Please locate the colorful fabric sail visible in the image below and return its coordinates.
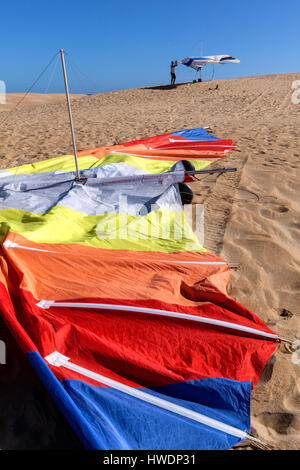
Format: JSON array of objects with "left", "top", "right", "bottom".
[
  {"left": 0, "top": 127, "right": 277, "bottom": 450},
  {"left": 179, "top": 55, "right": 240, "bottom": 71}
]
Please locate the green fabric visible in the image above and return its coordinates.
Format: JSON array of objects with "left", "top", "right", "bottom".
[{"left": 0, "top": 205, "right": 206, "bottom": 253}]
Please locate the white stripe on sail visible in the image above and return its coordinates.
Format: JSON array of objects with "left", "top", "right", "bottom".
[
  {"left": 169, "top": 139, "right": 214, "bottom": 143},
  {"left": 119, "top": 257, "right": 227, "bottom": 265},
  {"left": 2, "top": 241, "right": 227, "bottom": 265},
  {"left": 3, "top": 240, "right": 58, "bottom": 253},
  {"left": 37, "top": 300, "right": 278, "bottom": 341},
  {"left": 110, "top": 151, "right": 220, "bottom": 160},
  {"left": 45, "top": 350, "right": 248, "bottom": 440},
  {"left": 157, "top": 147, "right": 232, "bottom": 151},
  {"left": 165, "top": 144, "right": 233, "bottom": 147}
]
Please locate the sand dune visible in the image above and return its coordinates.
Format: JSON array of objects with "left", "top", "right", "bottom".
[
  {"left": 0, "top": 73, "right": 299, "bottom": 449},
  {"left": 0, "top": 92, "right": 85, "bottom": 111}
]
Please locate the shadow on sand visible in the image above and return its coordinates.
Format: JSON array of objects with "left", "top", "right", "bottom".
[{"left": 142, "top": 82, "right": 194, "bottom": 91}]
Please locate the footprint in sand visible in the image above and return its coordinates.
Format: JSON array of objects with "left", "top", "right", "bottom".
[
  {"left": 254, "top": 411, "right": 298, "bottom": 435},
  {"left": 233, "top": 187, "right": 259, "bottom": 203},
  {"left": 260, "top": 203, "right": 289, "bottom": 219},
  {"left": 193, "top": 185, "right": 211, "bottom": 194},
  {"left": 258, "top": 355, "right": 276, "bottom": 385},
  {"left": 283, "top": 381, "right": 300, "bottom": 412}
]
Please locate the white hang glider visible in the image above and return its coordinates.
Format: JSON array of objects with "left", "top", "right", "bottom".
[{"left": 179, "top": 54, "right": 240, "bottom": 72}]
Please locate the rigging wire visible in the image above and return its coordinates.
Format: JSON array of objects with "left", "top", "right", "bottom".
[
  {"left": 64, "top": 52, "right": 100, "bottom": 94},
  {"left": 65, "top": 55, "right": 90, "bottom": 95},
  {"left": 32, "top": 53, "right": 60, "bottom": 123},
  {"left": 0, "top": 51, "right": 60, "bottom": 128},
  {"left": 44, "top": 53, "right": 60, "bottom": 95},
  {"left": 0, "top": 49, "right": 100, "bottom": 129}
]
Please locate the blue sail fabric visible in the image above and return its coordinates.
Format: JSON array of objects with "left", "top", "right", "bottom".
[
  {"left": 171, "top": 128, "right": 219, "bottom": 141},
  {"left": 62, "top": 377, "right": 251, "bottom": 450}
]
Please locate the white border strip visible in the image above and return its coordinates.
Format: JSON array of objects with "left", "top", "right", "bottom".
[
  {"left": 37, "top": 300, "right": 278, "bottom": 341},
  {"left": 110, "top": 151, "right": 220, "bottom": 160},
  {"left": 45, "top": 350, "right": 248, "bottom": 440},
  {"left": 3, "top": 240, "right": 57, "bottom": 253},
  {"left": 119, "top": 257, "right": 227, "bottom": 265},
  {"left": 2, "top": 241, "right": 226, "bottom": 265}
]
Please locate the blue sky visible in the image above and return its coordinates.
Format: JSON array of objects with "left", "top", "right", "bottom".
[{"left": 1, "top": 0, "right": 299, "bottom": 93}]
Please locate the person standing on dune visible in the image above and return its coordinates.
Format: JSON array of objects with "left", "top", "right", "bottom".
[{"left": 170, "top": 60, "right": 178, "bottom": 85}]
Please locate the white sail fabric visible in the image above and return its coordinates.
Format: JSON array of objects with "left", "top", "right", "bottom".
[
  {"left": 179, "top": 55, "right": 240, "bottom": 71},
  {"left": 0, "top": 161, "right": 185, "bottom": 216}
]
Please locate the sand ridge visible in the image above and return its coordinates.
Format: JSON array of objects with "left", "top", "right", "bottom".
[{"left": 0, "top": 73, "right": 299, "bottom": 449}]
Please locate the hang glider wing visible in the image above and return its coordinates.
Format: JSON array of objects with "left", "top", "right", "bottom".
[
  {"left": 0, "top": 127, "right": 276, "bottom": 450},
  {"left": 179, "top": 55, "right": 240, "bottom": 71}
]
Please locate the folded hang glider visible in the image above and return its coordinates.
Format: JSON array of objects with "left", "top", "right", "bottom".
[
  {"left": 0, "top": 126, "right": 280, "bottom": 450},
  {"left": 179, "top": 54, "right": 240, "bottom": 72}
]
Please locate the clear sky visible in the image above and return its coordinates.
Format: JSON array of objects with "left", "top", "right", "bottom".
[{"left": 1, "top": 0, "right": 299, "bottom": 94}]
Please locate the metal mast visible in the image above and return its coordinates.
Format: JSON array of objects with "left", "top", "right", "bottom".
[{"left": 60, "top": 49, "right": 80, "bottom": 179}]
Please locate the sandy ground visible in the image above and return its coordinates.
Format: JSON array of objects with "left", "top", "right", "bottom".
[{"left": 0, "top": 73, "right": 299, "bottom": 449}]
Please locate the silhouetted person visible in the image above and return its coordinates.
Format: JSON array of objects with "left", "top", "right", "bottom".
[{"left": 170, "top": 60, "right": 178, "bottom": 85}]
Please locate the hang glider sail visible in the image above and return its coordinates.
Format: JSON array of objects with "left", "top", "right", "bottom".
[
  {"left": 0, "top": 127, "right": 278, "bottom": 450},
  {"left": 179, "top": 55, "right": 240, "bottom": 71}
]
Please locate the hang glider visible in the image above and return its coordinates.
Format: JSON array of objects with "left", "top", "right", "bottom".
[
  {"left": 0, "top": 127, "right": 280, "bottom": 450},
  {"left": 179, "top": 55, "right": 240, "bottom": 72}
]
